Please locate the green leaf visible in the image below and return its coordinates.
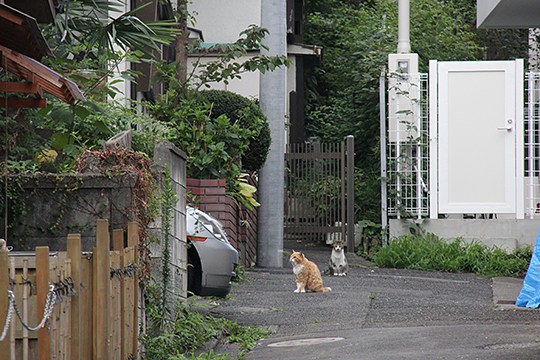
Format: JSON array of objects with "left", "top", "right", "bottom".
[{"left": 51, "top": 132, "right": 70, "bottom": 150}]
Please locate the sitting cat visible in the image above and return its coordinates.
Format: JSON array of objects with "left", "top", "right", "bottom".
[
  {"left": 328, "top": 239, "right": 348, "bottom": 276},
  {"left": 289, "top": 250, "right": 332, "bottom": 293}
]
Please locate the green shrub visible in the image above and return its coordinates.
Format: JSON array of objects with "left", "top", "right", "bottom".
[
  {"left": 144, "top": 297, "right": 269, "bottom": 360},
  {"left": 197, "top": 90, "right": 271, "bottom": 172},
  {"left": 368, "top": 233, "right": 532, "bottom": 278},
  {"left": 148, "top": 90, "right": 253, "bottom": 186}
]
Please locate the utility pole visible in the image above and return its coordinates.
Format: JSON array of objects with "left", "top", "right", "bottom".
[
  {"left": 396, "top": 0, "right": 411, "bottom": 54},
  {"left": 176, "top": 0, "right": 189, "bottom": 84},
  {"left": 257, "top": 0, "right": 287, "bottom": 268}
]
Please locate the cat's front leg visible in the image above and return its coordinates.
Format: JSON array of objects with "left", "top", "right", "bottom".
[{"left": 294, "top": 282, "right": 306, "bottom": 293}]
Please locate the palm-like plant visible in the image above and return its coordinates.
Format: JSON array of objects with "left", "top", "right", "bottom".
[
  {"left": 54, "top": 0, "right": 178, "bottom": 57},
  {"left": 43, "top": 0, "right": 180, "bottom": 97}
]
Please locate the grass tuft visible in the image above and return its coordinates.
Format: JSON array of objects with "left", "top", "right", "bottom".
[
  {"left": 143, "top": 300, "right": 270, "bottom": 360},
  {"left": 366, "top": 233, "right": 532, "bottom": 278}
]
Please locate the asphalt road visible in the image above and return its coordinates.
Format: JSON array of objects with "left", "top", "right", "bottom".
[{"left": 208, "top": 247, "right": 540, "bottom": 360}]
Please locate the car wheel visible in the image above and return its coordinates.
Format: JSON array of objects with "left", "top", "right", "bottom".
[{"left": 187, "top": 247, "right": 202, "bottom": 296}]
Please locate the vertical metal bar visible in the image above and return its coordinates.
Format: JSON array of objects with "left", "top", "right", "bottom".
[
  {"left": 380, "top": 73, "right": 389, "bottom": 246},
  {"left": 334, "top": 142, "right": 338, "bottom": 240},
  {"left": 416, "top": 73, "right": 423, "bottom": 219},
  {"left": 531, "top": 73, "right": 540, "bottom": 217},
  {"left": 346, "top": 136, "right": 355, "bottom": 252},
  {"left": 340, "top": 141, "right": 346, "bottom": 247},
  {"left": 395, "top": 75, "right": 402, "bottom": 220},
  {"left": 529, "top": 73, "right": 540, "bottom": 216},
  {"left": 284, "top": 144, "right": 288, "bottom": 242},
  {"left": 528, "top": 73, "right": 535, "bottom": 218}
]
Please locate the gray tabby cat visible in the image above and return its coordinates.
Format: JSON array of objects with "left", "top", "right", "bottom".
[{"left": 328, "top": 239, "right": 348, "bottom": 276}]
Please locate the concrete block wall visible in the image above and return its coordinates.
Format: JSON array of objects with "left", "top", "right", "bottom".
[{"left": 389, "top": 218, "right": 540, "bottom": 252}]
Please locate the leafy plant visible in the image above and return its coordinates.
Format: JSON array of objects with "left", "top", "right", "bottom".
[
  {"left": 148, "top": 91, "right": 253, "bottom": 188},
  {"left": 233, "top": 173, "right": 260, "bottom": 211},
  {"left": 143, "top": 299, "right": 269, "bottom": 360},
  {"left": 368, "top": 233, "right": 532, "bottom": 278},
  {"left": 189, "top": 25, "right": 289, "bottom": 88},
  {"left": 197, "top": 90, "right": 271, "bottom": 172},
  {"left": 42, "top": 0, "right": 179, "bottom": 99}
]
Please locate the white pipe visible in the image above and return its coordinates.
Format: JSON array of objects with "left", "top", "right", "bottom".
[{"left": 397, "top": 0, "right": 411, "bottom": 53}]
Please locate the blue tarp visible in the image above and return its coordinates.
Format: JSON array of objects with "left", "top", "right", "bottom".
[{"left": 516, "top": 230, "right": 540, "bottom": 308}]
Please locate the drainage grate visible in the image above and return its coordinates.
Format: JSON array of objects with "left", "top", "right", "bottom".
[{"left": 268, "top": 337, "right": 345, "bottom": 348}]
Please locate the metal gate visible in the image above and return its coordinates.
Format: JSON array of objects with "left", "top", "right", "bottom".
[{"left": 284, "top": 136, "right": 355, "bottom": 251}]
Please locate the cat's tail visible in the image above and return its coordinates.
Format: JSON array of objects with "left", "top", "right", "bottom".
[{"left": 322, "top": 287, "right": 332, "bottom": 292}]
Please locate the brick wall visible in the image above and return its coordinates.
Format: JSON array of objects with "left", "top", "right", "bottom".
[{"left": 187, "top": 178, "right": 258, "bottom": 267}]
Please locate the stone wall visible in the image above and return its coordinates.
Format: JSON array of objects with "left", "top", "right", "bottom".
[{"left": 2, "top": 173, "right": 139, "bottom": 251}]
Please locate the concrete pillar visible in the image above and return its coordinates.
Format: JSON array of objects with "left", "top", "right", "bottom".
[
  {"left": 258, "top": 0, "right": 287, "bottom": 268},
  {"left": 397, "top": 0, "right": 411, "bottom": 53}
]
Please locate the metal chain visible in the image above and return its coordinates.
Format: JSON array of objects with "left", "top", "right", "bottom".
[
  {"left": 110, "top": 263, "right": 138, "bottom": 279},
  {"left": 123, "top": 263, "right": 138, "bottom": 278},
  {"left": 52, "top": 277, "right": 76, "bottom": 302},
  {"left": 12, "top": 284, "right": 56, "bottom": 332},
  {"left": 0, "top": 291, "right": 14, "bottom": 341}
]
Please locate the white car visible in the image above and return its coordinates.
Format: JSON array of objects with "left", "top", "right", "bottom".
[{"left": 187, "top": 206, "right": 238, "bottom": 297}]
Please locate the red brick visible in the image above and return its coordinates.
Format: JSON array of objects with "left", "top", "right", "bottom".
[
  {"left": 205, "top": 187, "right": 226, "bottom": 195},
  {"left": 199, "top": 179, "right": 226, "bottom": 187},
  {"left": 187, "top": 178, "right": 202, "bottom": 187},
  {"left": 188, "top": 187, "right": 204, "bottom": 195}
]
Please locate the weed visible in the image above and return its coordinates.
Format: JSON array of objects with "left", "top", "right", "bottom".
[
  {"left": 366, "top": 233, "right": 532, "bottom": 278},
  {"left": 232, "top": 264, "right": 247, "bottom": 283},
  {"left": 143, "top": 299, "right": 269, "bottom": 360}
]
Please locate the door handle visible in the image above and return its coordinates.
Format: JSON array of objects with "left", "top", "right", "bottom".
[{"left": 497, "top": 119, "right": 513, "bottom": 131}]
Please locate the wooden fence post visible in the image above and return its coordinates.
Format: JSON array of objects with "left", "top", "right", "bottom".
[
  {"left": 127, "top": 222, "right": 139, "bottom": 358},
  {"left": 36, "top": 246, "right": 50, "bottom": 360},
  {"left": 95, "top": 220, "right": 110, "bottom": 360},
  {"left": 122, "top": 246, "right": 135, "bottom": 358},
  {"left": 22, "top": 258, "right": 29, "bottom": 360},
  {"left": 67, "top": 234, "right": 82, "bottom": 360},
  {"left": 9, "top": 258, "right": 15, "bottom": 357},
  {"left": 113, "top": 229, "right": 125, "bottom": 360},
  {"left": 0, "top": 248, "right": 11, "bottom": 359},
  {"left": 110, "top": 250, "right": 121, "bottom": 359}
]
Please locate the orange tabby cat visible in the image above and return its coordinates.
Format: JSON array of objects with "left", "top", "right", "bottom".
[{"left": 289, "top": 250, "right": 332, "bottom": 293}]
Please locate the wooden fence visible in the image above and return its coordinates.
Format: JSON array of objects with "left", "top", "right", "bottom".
[{"left": 0, "top": 219, "right": 140, "bottom": 360}]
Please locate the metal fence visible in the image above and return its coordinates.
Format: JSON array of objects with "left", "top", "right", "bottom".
[
  {"left": 525, "top": 72, "right": 540, "bottom": 219},
  {"left": 284, "top": 137, "right": 355, "bottom": 250},
  {"left": 384, "top": 73, "right": 430, "bottom": 219}
]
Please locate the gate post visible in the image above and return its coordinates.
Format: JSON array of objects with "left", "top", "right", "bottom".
[
  {"left": 0, "top": 246, "right": 10, "bottom": 359},
  {"left": 346, "top": 135, "right": 355, "bottom": 252}
]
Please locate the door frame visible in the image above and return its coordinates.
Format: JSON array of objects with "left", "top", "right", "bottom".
[{"left": 429, "top": 59, "right": 524, "bottom": 219}]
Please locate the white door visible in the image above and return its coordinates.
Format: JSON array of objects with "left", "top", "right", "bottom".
[{"left": 432, "top": 60, "right": 523, "bottom": 215}]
